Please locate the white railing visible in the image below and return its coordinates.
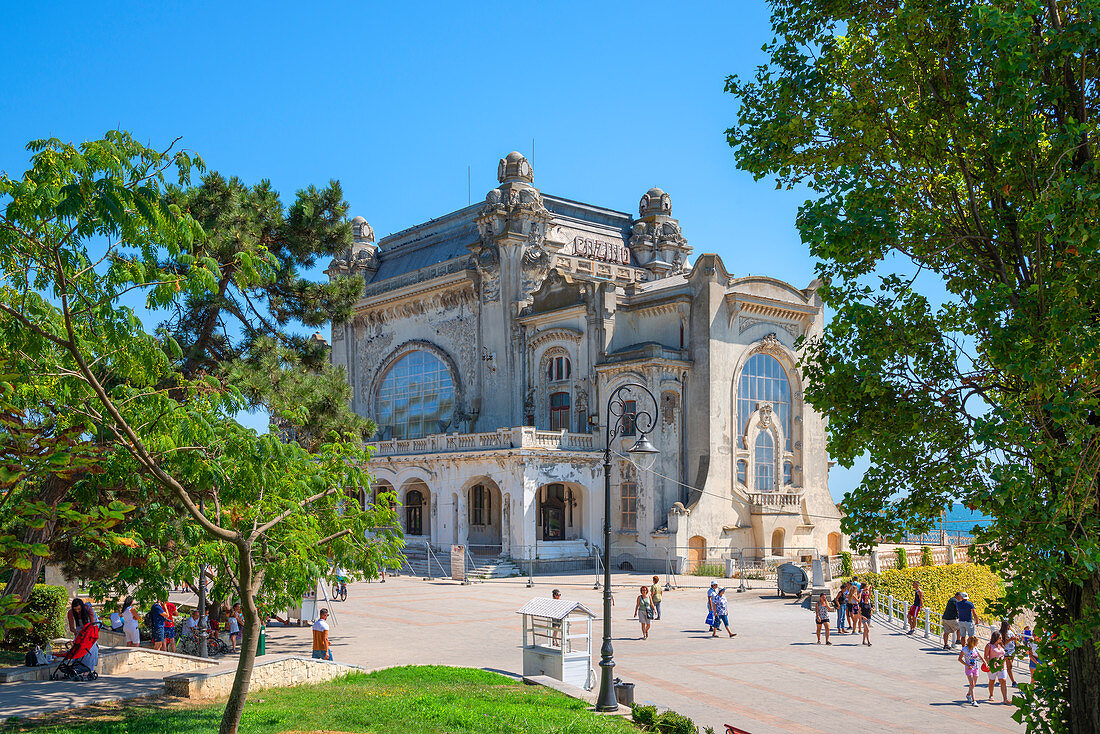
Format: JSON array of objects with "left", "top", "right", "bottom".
[
  {"left": 748, "top": 492, "right": 802, "bottom": 509},
  {"left": 370, "top": 426, "right": 599, "bottom": 457}
]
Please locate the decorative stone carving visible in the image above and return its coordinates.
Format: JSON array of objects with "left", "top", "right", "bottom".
[
  {"left": 628, "top": 187, "right": 691, "bottom": 277},
  {"left": 357, "top": 329, "right": 396, "bottom": 406},
  {"left": 661, "top": 390, "right": 679, "bottom": 426},
  {"left": 757, "top": 332, "right": 786, "bottom": 356},
  {"left": 739, "top": 316, "right": 800, "bottom": 340},
  {"left": 756, "top": 402, "right": 774, "bottom": 429},
  {"left": 352, "top": 216, "right": 375, "bottom": 243},
  {"left": 434, "top": 315, "right": 478, "bottom": 396}
]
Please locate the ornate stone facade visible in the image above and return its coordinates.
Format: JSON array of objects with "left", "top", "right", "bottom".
[{"left": 326, "top": 152, "right": 844, "bottom": 568}]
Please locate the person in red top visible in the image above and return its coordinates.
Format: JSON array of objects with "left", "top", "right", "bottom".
[{"left": 162, "top": 599, "right": 178, "bottom": 652}]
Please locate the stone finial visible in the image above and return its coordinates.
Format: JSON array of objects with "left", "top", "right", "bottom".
[
  {"left": 639, "top": 187, "right": 672, "bottom": 217},
  {"left": 497, "top": 151, "right": 534, "bottom": 184},
  {"left": 351, "top": 215, "right": 375, "bottom": 243}
]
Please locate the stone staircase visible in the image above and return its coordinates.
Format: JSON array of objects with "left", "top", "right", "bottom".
[{"left": 396, "top": 547, "right": 521, "bottom": 580}]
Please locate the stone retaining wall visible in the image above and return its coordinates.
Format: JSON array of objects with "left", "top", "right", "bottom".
[{"left": 164, "top": 656, "right": 362, "bottom": 699}]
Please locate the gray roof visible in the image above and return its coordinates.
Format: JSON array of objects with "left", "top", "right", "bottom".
[
  {"left": 515, "top": 598, "right": 598, "bottom": 620},
  {"left": 372, "top": 205, "right": 480, "bottom": 284}
]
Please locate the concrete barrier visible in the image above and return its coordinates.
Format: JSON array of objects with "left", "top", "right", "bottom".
[
  {"left": 163, "top": 655, "right": 365, "bottom": 699},
  {"left": 0, "top": 646, "right": 217, "bottom": 683}
]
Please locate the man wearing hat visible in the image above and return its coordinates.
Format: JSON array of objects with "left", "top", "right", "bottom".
[
  {"left": 956, "top": 591, "right": 981, "bottom": 640},
  {"left": 707, "top": 581, "right": 719, "bottom": 632}
]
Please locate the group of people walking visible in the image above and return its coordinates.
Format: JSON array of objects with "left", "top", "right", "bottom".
[{"left": 815, "top": 577, "right": 875, "bottom": 646}]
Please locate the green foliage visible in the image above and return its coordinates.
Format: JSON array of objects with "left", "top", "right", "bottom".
[
  {"left": 861, "top": 565, "right": 1004, "bottom": 622},
  {"left": 3, "top": 584, "right": 66, "bottom": 649},
  {"left": 840, "top": 551, "right": 853, "bottom": 577},
  {"left": 726, "top": 2, "right": 1100, "bottom": 730},
  {"left": 920, "top": 546, "right": 934, "bottom": 567},
  {"left": 894, "top": 547, "right": 908, "bottom": 570},
  {"left": 0, "top": 132, "right": 402, "bottom": 732},
  {"left": 0, "top": 666, "right": 638, "bottom": 733},
  {"left": 691, "top": 563, "right": 726, "bottom": 578},
  {"left": 633, "top": 704, "right": 658, "bottom": 728},
  {"left": 654, "top": 709, "right": 699, "bottom": 734}
]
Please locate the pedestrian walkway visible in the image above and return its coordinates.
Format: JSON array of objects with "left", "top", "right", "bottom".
[
  {"left": 251, "top": 574, "right": 1023, "bottom": 734},
  {"left": 0, "top": 669, "right": 166, "bottom": 719}
]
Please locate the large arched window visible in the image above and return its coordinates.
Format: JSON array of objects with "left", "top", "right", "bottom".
[
  {"left": 755, "top": 432, "right": 775, "bottom": 491},
  {"left": 738, "top": 353, "right": 792, "bottom": 450},
  {"left": 375, "top": 351, "right": 455, "bottom": 439}
]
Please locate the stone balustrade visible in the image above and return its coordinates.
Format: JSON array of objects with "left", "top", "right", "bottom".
[
  {"left": 747, "top": 492, "right": 802, "bottom": 512},
  {"left": 370, "top": 427, "right": 597, "bottom": 457}
]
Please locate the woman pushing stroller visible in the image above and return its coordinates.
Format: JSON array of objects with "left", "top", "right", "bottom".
[{"left": 52, "top": 599, "right": 99, "bottom": 681}]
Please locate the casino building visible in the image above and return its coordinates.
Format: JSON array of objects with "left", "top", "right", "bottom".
[{"left": 326, "top": 152, "right": 845, "bottom": 570}]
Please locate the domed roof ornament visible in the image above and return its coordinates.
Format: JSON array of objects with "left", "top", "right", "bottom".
[
  {"left": 639, "top": 187, "right": 672, "bottom": 217},
  {"left": 498, "top": 151, "right": 534, "bottom": 184},
  {"left": 351, "top": 215, "right": 375, "bottom": 243}
]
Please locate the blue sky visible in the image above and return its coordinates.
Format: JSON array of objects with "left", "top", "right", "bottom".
[{"left": 0, "top": 1, "right": 866, "bottom": 501}]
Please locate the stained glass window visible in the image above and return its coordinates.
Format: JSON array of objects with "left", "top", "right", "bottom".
[
  {"left": 737, "top": 353, "right": 792, "bottom": 450},
  {"left": 375, "top": 351, "right": 455, "bottom": 440}
]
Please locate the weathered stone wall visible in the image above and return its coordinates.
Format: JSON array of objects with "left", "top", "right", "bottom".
[{"left": 164, "top": 656, "right": 362, "bottom": 699}]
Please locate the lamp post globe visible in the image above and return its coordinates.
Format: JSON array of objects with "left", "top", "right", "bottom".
[{"left": 596, "top": 382, "right": 659, "bottom": 712}]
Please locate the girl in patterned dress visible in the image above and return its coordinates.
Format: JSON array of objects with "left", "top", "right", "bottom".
[{"left": 958, "top": 635, "right": 986, "bottom": 706}]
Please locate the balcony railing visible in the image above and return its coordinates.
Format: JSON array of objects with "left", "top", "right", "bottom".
[
  {"left": 748, "top": 492, "right": 802, "bottom": 511},
  {"left": 370, "top": 427, "right": 597, "bottom": 457}
]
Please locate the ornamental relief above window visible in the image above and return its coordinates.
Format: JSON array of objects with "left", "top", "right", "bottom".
[{"left": 733, "top": 346, "right": 802, "bottom": 493}]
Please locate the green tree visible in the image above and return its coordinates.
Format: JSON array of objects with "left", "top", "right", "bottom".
[
  {"left": 0, "top": 132, "right": 398, "bottom": 734},
  {"left": 726, "top": 2, "right": 1099, "bottom": 732}
]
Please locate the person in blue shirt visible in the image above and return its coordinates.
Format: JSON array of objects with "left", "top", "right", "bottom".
[{"left": 955, "top": 592, "right": 982, "bottom": 641}]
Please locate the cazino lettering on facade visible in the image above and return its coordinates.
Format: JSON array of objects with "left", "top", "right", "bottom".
[{"left": 571, "top": 236, "right": 631, "bottom": 265}]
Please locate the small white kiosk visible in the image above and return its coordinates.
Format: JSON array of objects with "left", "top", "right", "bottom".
[{"left": 516, "top": 598, "right": 596, "bottom": 689}]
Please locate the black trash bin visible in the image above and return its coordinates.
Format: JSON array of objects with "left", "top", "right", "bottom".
[{"left": 613, "top": 678, "right": 635, "bottom": 706}]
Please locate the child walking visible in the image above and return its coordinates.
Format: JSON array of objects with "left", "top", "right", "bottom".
[{"left": 958, "top": 635, "right": 986, "bottom": 706}]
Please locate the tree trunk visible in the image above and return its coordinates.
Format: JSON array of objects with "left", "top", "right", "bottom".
[
  {"left": 1066, "top": 569, "right": 1100, "bottom": 734},
  {"left": 2, "top": 475, "right": 70, "bottom": 610},
  {"left": 219, "top": 540, "right": 259, "bottom": 734}
]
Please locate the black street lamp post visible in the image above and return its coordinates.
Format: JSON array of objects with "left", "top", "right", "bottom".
[{"left": 596, "top": 382, "right": 660, "bottom": 712}]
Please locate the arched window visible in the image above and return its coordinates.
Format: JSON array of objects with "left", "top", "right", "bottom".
[
  {"left": 550, "top": 391, "right": 570, "bottom": 431},
  {"left": 405, "top": 489, "right": 424, "bottom": 535},
  {"left": 771, "top": 528, "right": 785, "bottom": 557},
  {"left": 755, "top": 432, "right": 775, "bottom": 491},
  {"left": 738, "top": 353, "right": 792, "bottom": 450},
  {"left": 375, "top": 351, "right": 455, "bottom": 440},
  {"left": 547, "top": 355, "right": 571, "bottom": 381},
  {"left": 620, "top": 481, "right": 637, "bottom": 531}
]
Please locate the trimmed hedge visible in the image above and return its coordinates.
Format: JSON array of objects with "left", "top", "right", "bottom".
[
  {"left": 857, "top": 564, "right": 1004, "bottom": 620},
  {"left": 4, "top": 584, "right": 68, "bottom": 649}
]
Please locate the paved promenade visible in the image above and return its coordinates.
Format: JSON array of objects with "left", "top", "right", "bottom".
[
  {"left": 0, "top": 573, "right": 1026, "bottom": 732},
  {"left": 258, "top": 573, "right": 1024, "bottom": 734}
]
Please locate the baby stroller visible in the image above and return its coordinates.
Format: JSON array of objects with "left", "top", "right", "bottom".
[{"left": 51, "top": 622, "right": 99, "bottom": 681}]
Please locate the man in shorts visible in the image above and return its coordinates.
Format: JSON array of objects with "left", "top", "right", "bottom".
[
  {"left": 956, "top": 591, "right": 981, "bottom": 640},
  {"left": 941, "top": 592, "right": 961, "bottom": 649},
  {"left": 148, "top": 600, "right": 167, "bottom": 651},
  {"left": 312, "top": 608, "right": 333, "bottom": 661}
]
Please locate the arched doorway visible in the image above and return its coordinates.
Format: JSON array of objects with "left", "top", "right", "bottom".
[
  {"left": 771, "top": 528, "right": 785, "bottom": 557},
  {"left": 467, "top": 480, "right": 502, "bottom": 552},
  {"left": 688, "top": 535, "right": 706, "bottom": 573},
  {"left": 401, "top": 480, "right": 431, "bottom": 539},
  {"left": 828, "top": 532, "right": 841, "bottom": 556}
]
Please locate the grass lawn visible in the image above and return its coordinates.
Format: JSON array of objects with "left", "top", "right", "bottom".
[{"left": 2, "top": 666, "right": 638, "bottom": 734}]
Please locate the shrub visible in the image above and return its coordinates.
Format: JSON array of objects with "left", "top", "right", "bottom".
[
  {"left": 632, "top": 704, "right": 658, "bottom": 729},
  {"left": 840, "top": 551, "right": 853, "bottom": 577},
  {"left": 655, "top": 709, "right": 698, "bottom": 734},
  {"left": 894, "top": 546, "right": 908, "bottom": 569},
  {"left": 920, "top": 546, "right": 934, "bottom": 567},
  {"left": 860, "top": 564, "right": 1004, "bottom": 620},
  {"left": 691, "top": 563, "right": 726, "bottom": 578},
  {"left": 3, "top": 584, "right": 68, "bottom": 649}
]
